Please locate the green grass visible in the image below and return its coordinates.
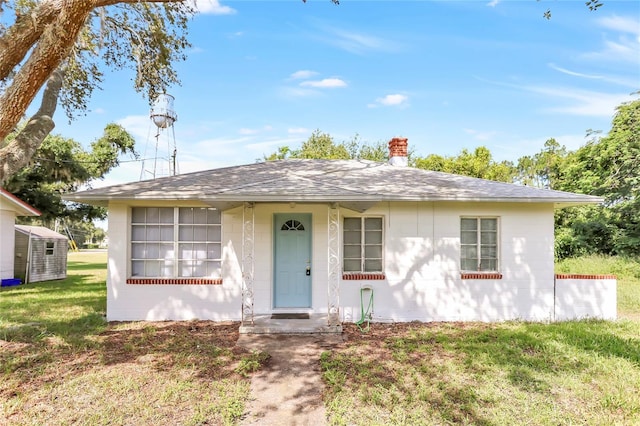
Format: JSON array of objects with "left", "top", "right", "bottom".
[
  {"left": 0, "top": 251, "right": 260, "bottom": 425},
  {"left": 323, "top": 255, "right": 640, "bottom": 425}
]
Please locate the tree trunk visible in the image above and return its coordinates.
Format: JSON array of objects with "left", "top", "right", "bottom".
[{"left": 0, "top": 69, "right": 64, "bottom": 184}]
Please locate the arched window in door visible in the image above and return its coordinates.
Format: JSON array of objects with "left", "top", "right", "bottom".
[{"left": 281, "top": 220, "right": 305, "bottom": 231}]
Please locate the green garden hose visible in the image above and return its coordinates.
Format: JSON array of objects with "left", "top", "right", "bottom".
[{"left": 356, "top": 287, "right": 374, "bottom": 332}]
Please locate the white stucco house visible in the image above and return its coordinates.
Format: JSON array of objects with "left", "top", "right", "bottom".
[
  {"left": 64, "top": 138, "right": 617, "bottom": 332},
  {"left": 0, "top": 189, "right": 41, "bottom": 284}
]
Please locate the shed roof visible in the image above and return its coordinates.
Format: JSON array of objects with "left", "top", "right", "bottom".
[
  {"left": 63, "top": 159, "right": 602, "bottom": 211},
  {"left": 15, "top": 225, "right": 68, "bottom": 239},
  {"left": 0, "top": 189, "right": 41, "bottom": 216}
]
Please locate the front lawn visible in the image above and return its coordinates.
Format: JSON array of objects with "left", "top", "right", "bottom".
[
  {"left": 322, "top": 255, "right": 640, "bottom": 425},
  {"left": 0, "top": 251, "right": 261, "bottom": 425}
]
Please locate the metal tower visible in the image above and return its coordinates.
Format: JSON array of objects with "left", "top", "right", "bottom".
[{"left": 140, "top": 93, "right": 178, "bottom": 180}]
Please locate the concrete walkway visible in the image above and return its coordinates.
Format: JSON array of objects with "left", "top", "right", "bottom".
[{"left": 237, "top": 334, "right": 344, "bottom": 425}]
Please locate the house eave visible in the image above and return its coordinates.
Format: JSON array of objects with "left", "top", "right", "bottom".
[{"left": 62, "top": 192, "right": 603, "bottom": 210}]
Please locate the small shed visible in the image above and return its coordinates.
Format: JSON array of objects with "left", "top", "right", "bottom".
[{"left": 14, "top": 225, "right": 68, "bottom": 283}]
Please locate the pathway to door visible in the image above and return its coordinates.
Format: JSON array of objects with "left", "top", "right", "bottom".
[{"left": 238, "top": 334, "right": 344, "bottom": 425}]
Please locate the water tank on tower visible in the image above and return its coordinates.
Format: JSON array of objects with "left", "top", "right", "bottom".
[{"left": 140, "top": 93, "right": 179, "bottom": 180}]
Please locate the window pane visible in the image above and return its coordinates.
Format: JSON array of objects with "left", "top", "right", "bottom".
[
  {"left": 132, "top": 261, "right": 145, "bottom": 276},
  {"left": 147, "top": 208, "right": 159, "bottom": 223},
  {"left": 179, "top": 226, "right": 193, "bottom": 241},
  {"left": 461, "top": 231, "right": 477, "bottom": 244},
  {"left": 159, "top": 208, "right": 174, "bottom": 224},
  {"left": 160, "top": 226, "right": 173, "bottom": 241},
  {"left": 343, "top": 218, "right": 361, "bottom": 231},
  {"left": 481, "top": 218, "right": 497, "bottom": 231},
  {"left": 461, "top": 258, "right": 477, "bottom": 271},
  {"left": 461, "top": 218, "right": 477, "bottom": 231},
  {"left": 193, "top": 226, "right": 207, "bottom": 240},
  {"left": 207, "top": 243, "right": 221, "bottom": 260},
  {"left": 207, "top": 226, "right": 221, "bottom": 242},
  {"left": 191, "top": 208, "right": 206, "bottom": 224},
  {"left": 146, "top": 243, "right": 159, "bottom": 259},
  {"left": 364, "top": 218, "right": 382, "bottom": 230},
  {"left": 480, "top": 259, "right": 497, "bottom": 271},
  {"left": 179, "top": 261, "right": 193, "bottom": 277},
  {"left": 132, "top": 243, "right": 145, "bottom": 258},
  {"left": 207, "top": 209, "right": 221, "bottom": 224},
  {"left": 179, "top": 243, "right": 193, "bottom": 259},
  {"left": 146, "top": 261, "right": 160, "bottom": 277},
  {"left": 343, "top": 245, "right": 361, "bottom": 258},
  {"left": 193, "top": 243, "right": 207, "bottom": 260},
  {"left": 343, "top": 259, "right": 361, "bottom": 272},
  {"left": 481, "top": 231, "right": 497, "bottom": 245},
  {"left": 132, "top": 225, "right": 145, "bottom": 241},
  {"left": 179, "top": 208, "right": 193, "bottom": 224},
  {"left": 159, "top": 244, "right": 174, "bottom": 259},
  {"left": 364, "top": 231, "right": 382, "bottom": 244},
  {"left": 132, "top": 208, "right": 146, "bottom": 223},
  {"left": 461, "top": 245, "right": 478, "bottom": 260},
  {"left": 344, "top": 231, "right": 361, "bottom": 244},
  {"left": 206, "top": 261, "right": 221, "bottom": 277},
  {"left": 364, "top": 259, "right": 382, "bottom": 272},
  {"left": 364, "top": 245, "right": 382, "bottom": 259},
  {"left": 146, "top": 226, "right": 160, "bottom": 241},
  {"left": 481, "top": 246, "right": 497, "bottom": 259},
  {"left": 192, "top": 262, "right": 207, "bottom": 277},
  {"left": 160, "top": 261, "right": 174, "bottom": 277}
]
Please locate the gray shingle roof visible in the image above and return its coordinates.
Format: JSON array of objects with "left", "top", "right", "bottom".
[{"left": 64, "top": 159, "right": 602, "bottom": 210}]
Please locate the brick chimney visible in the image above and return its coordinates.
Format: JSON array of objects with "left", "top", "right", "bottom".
[{"left": 388, "top": 137, "right": 408, "bottom": 166}]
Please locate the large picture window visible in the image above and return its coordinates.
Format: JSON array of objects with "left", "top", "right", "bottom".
[
  {"left": 131, "top": 207, "right": 221, "bottom": 278},
  {"left": 460, "top": 217, "right": 498, "bottom": 272},
  {"left": 343, "top": 217, "right": 383, "bottom": 273}
]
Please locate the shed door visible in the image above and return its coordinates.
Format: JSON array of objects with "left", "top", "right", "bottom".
[{"left": 273, "top": 214, "right": 312, "bottom": 308}]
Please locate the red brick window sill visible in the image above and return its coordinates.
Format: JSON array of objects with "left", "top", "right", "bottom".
[
  {"left": 460, "top": 273, "right": 503, "bottom": 280},
  {"left": 555, "top": 274, "right": 616, "bottom": 280},
  {"left": 343, "top": 273, "right": 386, "bottom": 280},
  {"left": 127, "top": 278, "right": 223, "bottom": 285}
]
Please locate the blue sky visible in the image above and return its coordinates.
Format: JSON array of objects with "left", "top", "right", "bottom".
[{"left": 52, "top": 0, "right": 640, "bottom": 186}]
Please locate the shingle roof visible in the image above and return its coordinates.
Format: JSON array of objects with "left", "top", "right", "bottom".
[
  {"left": 0, "top": 189, "right": 41, "bottom": 216},
  {"left": 63, "top": 159, "right": 602, "bottom": 210},
  {"left": 15, "top": 225, "right": 68, "bottom": 239}
]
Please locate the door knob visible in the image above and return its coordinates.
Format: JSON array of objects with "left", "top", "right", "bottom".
[{"left": 306, "top": 266, "right": 311, "bottom": 276}]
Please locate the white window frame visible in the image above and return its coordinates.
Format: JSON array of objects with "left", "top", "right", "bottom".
[
  {"left": 45, "top": 241, "right": 55, "bottom": 256},
  {"left": 460, "top": 217, "right": 499, "bottom": 272},
  {"left": 342, "top": 216, "right": 384, "bottom": 273},
  {"left": 130, "top": 207, "right": 222, "bottom": 278}
]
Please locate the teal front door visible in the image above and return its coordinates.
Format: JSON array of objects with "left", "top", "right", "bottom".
[{"left": 274, "top": 213, "right": 312, "bottom": 308}]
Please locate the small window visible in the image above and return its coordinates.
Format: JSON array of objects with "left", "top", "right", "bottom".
[
  {"left": 343, "top": 217, "right": 383, "bottom": 273},
  {"left": 461, "top": 217, "right": 498, "bottom": 272},
  {"left": 45, "top": 242, "right": 55, "bottom": 256}
]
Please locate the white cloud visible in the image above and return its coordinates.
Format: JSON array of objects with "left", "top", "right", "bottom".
[
  {"left": 299, "top": 78, "right": 347, "bottom": 88},
  {"left": 116, "top": 115, "right": 151, "bottom": 140},
  {"left": 368, "top": 94, "right": 409, "bottom": 108},
  {"left": 189, "top": 0, "right": 236, "bottom": 15},
  {"left": 487, "top": 0, "right": 500, "bottom": 8},
  {"left": 526, "top": 86, "right": 633, "bottom": 117},
  {"left": 548, "top": 63, "right": 603, "bottom": 80},
  {"left": 582, "top": 14, "right": 640, "bottom": 64},
  {"left": 597, "top": 15, "right": 640, "bottom": 35},
  {"left": 317, "top": 26, "right": 402, "bottom": 55},
  {"left": 288, "top": 127, "right": 309, "bottom": 135},
  {"left": 290, "top": 70, "right": 318, "bottom": 80}
]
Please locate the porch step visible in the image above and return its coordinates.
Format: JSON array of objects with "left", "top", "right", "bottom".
[{"left": 239, "top": 314, "right": 342, "bottom": 334}]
